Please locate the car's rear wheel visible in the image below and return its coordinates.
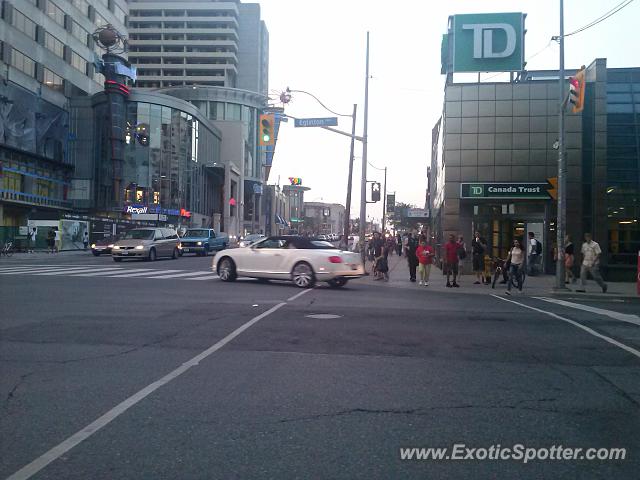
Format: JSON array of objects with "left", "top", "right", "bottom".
[
  {"left": 218, "top": 257, "right": 237, "bottom": 282},
  {"left": 172, "top": 247, "right": 179, "bottom": 259},
  {"left": 292, "top": 262, "right": 315, "bottom": 288},
  {"left": 113, "top": 257, "right": 122, "bottom": 262},
  {"left": 327, "top": 277, "right": 348, "bottom": 288},
  {"left": 147, "top": 248, "right": 156, "bottom": 262}
]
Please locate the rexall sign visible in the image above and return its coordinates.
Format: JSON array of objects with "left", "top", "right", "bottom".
[{"left": 449, "top": 12, "right": 525, "bottom": 73}]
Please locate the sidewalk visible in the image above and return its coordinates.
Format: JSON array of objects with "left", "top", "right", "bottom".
[
  {"left": 1, "top": 249, "right": 92, "bottom": 260},
  {"left": 364, "top": 254, "right": 639, "bottom": 301}
]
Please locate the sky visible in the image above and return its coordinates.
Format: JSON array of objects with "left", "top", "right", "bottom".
[{"left": 257, "top": 0, "right": 640, "bottom": 223}]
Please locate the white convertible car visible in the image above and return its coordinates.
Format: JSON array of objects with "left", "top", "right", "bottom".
[{"left": 213, "top": 235, "right": 365, "bottom": 288}]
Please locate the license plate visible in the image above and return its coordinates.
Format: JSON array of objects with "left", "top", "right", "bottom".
[
  {"left": 121, "top": 251, "right": 128, "bottom": 255},
  {"left": 350, "top": 264, "right": 358, "bottom": 270},
  {"left": 183, "top": 248, "right": 190, "bottom": 252}
]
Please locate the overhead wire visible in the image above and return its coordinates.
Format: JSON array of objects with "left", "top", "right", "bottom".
[{"left": 564, "top": 0, "right": 635, "bottom": 37}]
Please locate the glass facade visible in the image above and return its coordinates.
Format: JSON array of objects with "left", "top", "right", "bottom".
[
  {"left": 93, "top": 99, "right": 221, "bottom": 219},
  {"left": 605, "top": 69, "right": 640, "bottom": 270}
]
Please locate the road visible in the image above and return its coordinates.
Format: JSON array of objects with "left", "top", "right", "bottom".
[{"left": 1, "top": 252, "right": 639, "bottom": 479}]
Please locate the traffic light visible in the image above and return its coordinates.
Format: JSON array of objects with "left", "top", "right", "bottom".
[
  {"left": 259, "top": 113, "right": 275, "bottom": 146},
  {"left": 371, "top": 182, "right": 381, "bottom": 202},
  {"left": 568, "top": 67, "right": 586, "bottom": 113}
]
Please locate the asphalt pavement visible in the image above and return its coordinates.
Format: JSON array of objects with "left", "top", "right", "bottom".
[{"left": 1, "top": 251, "right": 639, "bottom": 479}]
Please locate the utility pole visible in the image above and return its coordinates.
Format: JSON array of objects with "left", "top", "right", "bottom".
[
  {"left": 381, "top": 166, "right": 387, "bottom": 234},
  {"left": 359, "top": 31, "right": 370, "bottom": 265},
  {"left": 343, "top": 104, "right": 357, "bottom": 247},
  {"left": 556, "top": 0, "right": 567, "bottom": 290}
]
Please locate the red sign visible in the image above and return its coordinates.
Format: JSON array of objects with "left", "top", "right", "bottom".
[{"left": 180, "top": 208, "right": 191, "bottom": 218}]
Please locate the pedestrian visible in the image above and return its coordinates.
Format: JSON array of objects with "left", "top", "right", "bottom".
[
  {"left": 83, "top": 231, "right": 89, "bottom": 251},
  {"left": 444, "top": 234, "right": 460, "bottom": 287},
  {"left": 396, "top": 233, "right": 403, "bottom": 256},
  {"left": 46, "top": 228, "right": 56, "bottom": 254},
  {"left": 456, "top": 235, "right": 467, "bottom": 278},
  {"left": 53, "top": 227, "right": 61, "bottom": 253},
  {"left": 471, "top": 231, "right": 486, "bottom": 284},
  {"left": 564, "top": 234, "right": 576, "bottom": 284},
  {"left": 416, "top": 236, "right": 434, "bottom": 286},
  {"left": 576, "top": 233, "right": 607, "bottom": 293},
  {"left": 404, "top": 232, "right": 419, "bottom": 282},
  {"left": 28, "top": 227, "right": 37, "bottom": 253},
  {"left": 504, "top": 239, "right": 525, "bottom": 295},
  {"left": 528, "top": 231, "right": 542, "bottom": 276},
  {"left": 371, "top": 232, "right": 384, "bottom": 280}
]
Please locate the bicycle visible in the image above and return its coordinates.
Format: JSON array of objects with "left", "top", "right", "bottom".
[
  {"left": 493, "top": 257, "right": 526, "bottom": 290},
  {"left": 1, "top": 241, "right": 15, "bottom": 257}
]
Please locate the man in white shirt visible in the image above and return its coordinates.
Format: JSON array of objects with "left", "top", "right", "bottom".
[
  {"left": 576, "top": 233, "right": 607, "bottom": 293},
  {"left": 527, "top": 232, "right": 541, "bottom": 276},
  {"left": 54, "top": 228, "right": 61, "bottom": 254}
]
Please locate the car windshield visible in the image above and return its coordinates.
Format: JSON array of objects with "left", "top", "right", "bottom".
[
  {"left": 184, "top": 229, "right": 209, "bottom": 237},
  {"left": 122, "top": 230, "right": 154, "bottom": 240}
]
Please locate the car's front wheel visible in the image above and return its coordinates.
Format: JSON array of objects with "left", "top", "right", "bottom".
[
  {"left": 147, "top": 248, "right": 157, "bottom": 262},
  {"left": 172, "top": 247, "right": 179, "bottom": 259},
  {"left": 218, "top": 257, "right": 237, "bottom": 282},
  {"left": 292, "top": 262, "right": 315, "bottom": 288},
  {"left": 327, "top": 277, "right": 348, "bottom": 288}
]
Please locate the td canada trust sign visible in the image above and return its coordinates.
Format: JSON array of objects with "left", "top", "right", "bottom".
[
  {"left": 460, "top": 183, "right": 552, "bottom": 200},
  {"left": 448, "top": 12, "right": 526, "bottom": 73}
]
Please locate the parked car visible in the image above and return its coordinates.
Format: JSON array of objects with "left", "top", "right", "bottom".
[
  {"left": 214, "top": 235, "right": 365, "bottom": 288},
  {"left": 179, "top": 228, "right": 229, "bottom": 256},
  {"left": 238, "top": 233, "right": 266, "bottom": 248},
  {"left": 112, "top": 228, "right": 181, "bottom": 262},
  {"left": 90, "top": 235, "right": 119, "bottom": 256}
]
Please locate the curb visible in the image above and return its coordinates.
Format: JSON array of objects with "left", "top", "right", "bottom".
[{"left": 548, "top": 290, "right": 640, "bottom": 302}]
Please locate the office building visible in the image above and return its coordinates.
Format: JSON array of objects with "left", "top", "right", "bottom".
[
  {"left": 303, "top": 202, "right": 345, "bottom": 236},
  {"left": 430, "top": 59, "right": 640, "bottom": 281},
  {"left": 0, "top": 0, "right": 128, "bottom": 226}
]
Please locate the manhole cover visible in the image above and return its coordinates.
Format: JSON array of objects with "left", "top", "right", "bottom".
[{"left": 305, "top": 314, "right": 342, "bottom": 319}]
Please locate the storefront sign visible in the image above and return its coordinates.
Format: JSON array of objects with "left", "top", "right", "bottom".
[
  {"left": 125, "top": 205, "right": 148, "bottom": 214},
  {"left": 447, "top": 13, "right": 525, "bottom": 73},
  {"left": 460, "top": 183, "right": 552, "bottom": 200},
  {"left": 124, "top": 204, "right": 180, "bottom": 216}
]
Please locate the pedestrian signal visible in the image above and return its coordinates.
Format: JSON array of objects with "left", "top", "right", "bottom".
[{"left": 371, "top": 182, "right": 381, "bottom": 202}]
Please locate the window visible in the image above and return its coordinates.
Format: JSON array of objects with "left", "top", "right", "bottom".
[
  {"left": 71, "top": 51, "right": 87, "bottom": 74},
  {"left": 45, "top": 32, "right": 64, "bottom": 58},
  {"left": 3, "top": 171, "right": 23, "bottom": 192},
  {"left": 10, "top": 50, "right": 35, "bottom": 78},
  {"left": 71, "top": 21, "right": 89, "bottom": 46},
  {"left": 70, "top": 0, "right": 89, "bottom": 15},
  {"left": 12, "top": 9, "right": 36, "bottom": 40},
  {"left": 45, "top": 0, "right": 65, "bottom": 26},
  {"left": 114, "top": 5, "right": 126, "bottom": 24},
  {"left": 43, "top": 68, "right": 64, "bottom": 92},
  {"left": 95, "top": 12, "right": 108, "bottom": 28}
]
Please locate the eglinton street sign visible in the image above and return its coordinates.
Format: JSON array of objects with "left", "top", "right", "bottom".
[
  {"left": 460, "top": 182, "right": 552, "bottom": 200},
  {"left": 294, "top": 117, "right": 338, "bottom": 128},
  {"left": 450, "top": 12, "right": 525, "bottom": 73}
]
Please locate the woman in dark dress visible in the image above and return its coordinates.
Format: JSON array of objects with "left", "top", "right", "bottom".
[{"left": 564, "top": 234, "right": 576, "bottom": 284}]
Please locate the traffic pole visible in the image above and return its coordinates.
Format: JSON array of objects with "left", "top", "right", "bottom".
[
  {"left": 343, "top": 104, "right": 357, "bottom": 248},
  {"left": 381, "top": 167, "right": 387, "bottom": 234},
  {"left": 555, "top": 0, "right": 567, "bottom": 290},
  {"left": 359, "top": 31, "right": 370, "bottom": 266}
]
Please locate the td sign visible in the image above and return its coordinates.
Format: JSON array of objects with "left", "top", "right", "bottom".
[{"left": 448, "top": 12, "right": 526, "bottom": 73}]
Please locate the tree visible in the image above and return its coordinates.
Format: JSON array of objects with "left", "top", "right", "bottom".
[{"left": 390, "top": 202, "right": 417, "bottom": 231}]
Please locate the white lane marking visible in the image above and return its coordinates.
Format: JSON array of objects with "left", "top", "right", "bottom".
[
  {"left": 287, "top": 288, "right": 314, "bottom": 302},
  {"left": 185, "top": 274, "right": 220, "bottom": 281},
  {"left": 491, "top": 294, "right": 640, "bottom": 361},
  {"left": 145, "top": 271, "right": 215, "bottom": 279},
  {"left": 34, "top": 267, "right": 119, "bottom": 276},
  {"left": 5, "top": 301, "right": 288, "bottom": 480},
  {"left": 69, "top": 268, "right": 128, "bottom": 277},
  {"left": 106, "top": 269, "right": 181, "bottom": 278},
  {"left": 0, "top": 267, "right": 74, "bottom": 275},
  {"left": 534, "top": 297, "right": 640, "bottom": 326}
]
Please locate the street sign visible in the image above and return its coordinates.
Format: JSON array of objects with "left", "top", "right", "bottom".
[
  {"left": 386, "top": 194, "right": 395, "bottom": 213},
  {"left": 294, "top": 117, "right": 338, "bottom": 128},
  {"left": 448, "top": 12, "right": 526, "bottom": 73},
  {"left": 460, "top": 183, "right": 552, "bottom": 200}
]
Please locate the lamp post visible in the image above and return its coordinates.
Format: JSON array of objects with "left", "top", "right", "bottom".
[{"left": 282, "top": 89, "right": 357, "bottom": 248}]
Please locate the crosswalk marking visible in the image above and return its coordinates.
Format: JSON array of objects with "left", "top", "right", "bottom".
[
  {"left": 145, "top": 271, "right": 215, "bottom": 279},
  {"left": 106, "top": 269, "right": 181, "bottom": 278},
  {"left": 534, "top": 297, "right": 640, "bottom": 326},
  {"left": 34, "top": 267, "right": 117, "bottom": 276},
  {"left": 69, "top": 268, "right": 127, "bottom": 277},
  {"left": 186, "top": 274, "right": 220, "bottom": 281},
  {"left": 0, "top": 265, "right": 221, "bottom": 282},
  {"left": 0, "top": 267, "right": 70, "bottom": 275}
]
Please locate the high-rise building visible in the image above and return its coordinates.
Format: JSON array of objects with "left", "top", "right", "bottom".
[
  {"left": 236, "top": 2, "right": 268, "bottom": 96},
  {"left": 0, "top": 0, "right": 128, "bottom": 227},
  {"left": 128, "top": 0, "right": 243, "bottom": 89}
]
